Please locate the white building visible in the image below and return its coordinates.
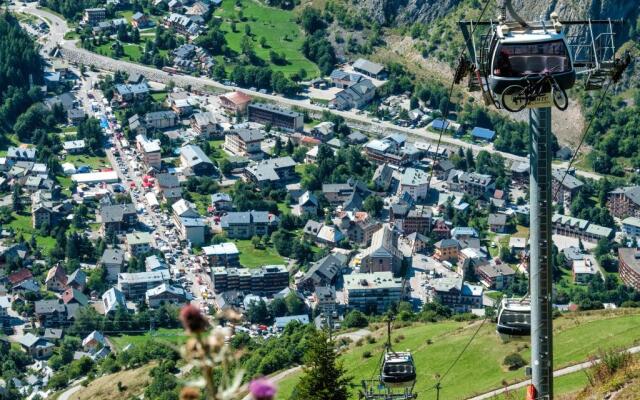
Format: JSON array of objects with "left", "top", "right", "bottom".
[{"left": 398, "top": 168, "right": 429, "bottom": 201}]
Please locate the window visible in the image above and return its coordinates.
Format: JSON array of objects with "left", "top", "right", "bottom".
[{"left": 494, "top": 39, "right": 570, "bottom": 77}]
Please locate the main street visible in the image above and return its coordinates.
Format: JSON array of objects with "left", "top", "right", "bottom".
[{"left": 13, "top": 2, "right": 603, "bottom": 182}]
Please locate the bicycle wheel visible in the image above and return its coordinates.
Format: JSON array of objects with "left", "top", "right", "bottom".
[
  {"left": 501, "top": 85, "right": 527, "bottom": 112},
  {"left": 552, "top": 85, "right": 569, "bottom": 111}
]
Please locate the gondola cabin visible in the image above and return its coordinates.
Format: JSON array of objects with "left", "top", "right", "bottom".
[
  {"left": 487, "top": 24, "right": 576, "bottom": 95},
  {"left": 381, "top": 351, "right": 416, "bottom": 387},
  {"left": 496, "top": 297, "right": 531, "bottom": 337}
]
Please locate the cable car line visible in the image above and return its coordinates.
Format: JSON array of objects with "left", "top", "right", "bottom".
[
  {"left": 432, "top": 317, "right": 487, "bottom": 393},
  {"left": 426, "top": 0, "right": 494, "bottom": 194},
  {"left": 554, "top": 49, "right": 631, "bottom": 199}
]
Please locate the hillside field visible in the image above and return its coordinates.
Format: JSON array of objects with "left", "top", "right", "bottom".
[{"left": 275, "top": 309, "right": 640, "bottom": 400}]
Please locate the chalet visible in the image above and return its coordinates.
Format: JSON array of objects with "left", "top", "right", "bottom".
[
  {"left": 67, "top": 269, "right": 86, "bottom": 291},
  {"left": 62, "top": 288, "right": 89, "bottom": 307},
  {"left": 477, "top": 263, "right": 515, "bottom": 290},
  {"left": 131, "top": 12, "right": 151, "bottom": 28},
  {"left": 552, "top": 169, "right": 584, "bottom": 203},
  {"left": 102, "top": 287, "right": 127, "bottom": 314},
  {"left": 331, "top": 79, "right": 376, "bottom": 110},
  {"left": 224, "top": 129, "right": 264, "bottom": 159},
  {"left": 82, "top": 331, "right": 108, "bottom": 354},
  {"left": 429, "top": 277, "right": 483, "bottom": 313},
  {"left": 211, "top": 193, "right": 233, "bottom": 212},
  {"left": 459, "top": 172, "right": 495, "bottom": 198},
  {"left": 6, "top": 147, "right": 36, "bottom": 163},
  {"left": 101, "top": 248, "right": 125, "bottom": 282},
  {"left": 165, "top": 13, "right": 201, "bottom": 37},
  {"left": 146, "top": 283, "right": 190, "bottom": 307},
  {"left": 180, "top": 144, "right": 216, "bottom": 176},
  {"left": 434, "top": 239, "right": 459, "bottom": 262},
  {"left": 333, "top": 212, "right": 381, "bottom": 246},
  {"left": 155, "top": 173, "right": 182, "bottom": 204},
  {"left": 17, "top": 333, "right": 54, "bottom": 359},
  {"left": 291, "top": 191, "right": 319, "bottom": 216},
  {"left": 190, "top": 112, "right": 221, "bottom": 137},
  {"left": 607, "top": 186, "right": 640, "bottom": 219},
  {"left": 244, "top": 156, "right": 297, "bottom": 187},
  {"left": 298, "top": 254, "right": 347, "bottom": 290},
  {"left": 67, "top": 109, "right": 86, "bottom": 125},
  {"left": 488, "top": 213, "right": 508, "bottom": 233},
  {"left": 113, "top": 83, "right": 149, "bottom": 103},
  {"left": 144, "top": 110, "right": 178, "bottom": 130},
  {"left": 45, "top": 265, "right": 67, "bottom": 292},
  {"left": 99, "top": 203, "right": 137, "bottom": 234},
  {"left": 128, "top": 114, "right": 147, "bottom": 136},
  {"left": 219, "top": 91, "right": 252, "bottom": 114},
  {"left": 329, "top": 70, "right": 365, "bottom": 88},
  {"left": 310, "top": 122, "right": 335, "bottom": 142},
  {"left": 470, "top": 127, "right": 496, "bottom": 141}
]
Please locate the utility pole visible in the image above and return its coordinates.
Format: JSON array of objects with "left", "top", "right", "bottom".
[{"left": 529, "top": 107, "right": 554, "bottom": 399}]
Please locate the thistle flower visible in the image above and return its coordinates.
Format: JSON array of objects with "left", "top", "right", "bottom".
[
  {"left": 180, "top": 304, "right": 209, "bottom": 334},
  {"left": 249, "top": 378, "right": 277, "bottom": 400}
]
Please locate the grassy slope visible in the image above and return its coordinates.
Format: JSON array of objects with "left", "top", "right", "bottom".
[
  {"left": 214, "top": 0, "right": 319, "bottom": 78},
  {"left": 235, "top": 239, "right": 286, "bottom": 268},
  {"left": 108, "top": 328, "right": 187, "bottom": 351},
  {"left": 68, "top": 363, "right": 155, "bottom": 400},
  {"left": 276, "top": 309, "right": 640, "bottom": 400}
]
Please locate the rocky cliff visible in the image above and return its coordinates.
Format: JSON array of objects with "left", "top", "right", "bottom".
[{"left": 357, "top": 0, "right": 638, "bottom": 27}]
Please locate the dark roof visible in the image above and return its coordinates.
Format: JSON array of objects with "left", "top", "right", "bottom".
[
  {"left": 156, "top": 173, "right": 180, "bottom": 188},
  {"left": 100, "top": 204, "right": 136, "bottom": 223},
  {"left": 101, "top": 248, "right": 125, "bottom": 265}
]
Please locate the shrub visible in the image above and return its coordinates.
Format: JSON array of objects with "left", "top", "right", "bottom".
[
  {"left": 366, "top": 336, "right": 376, "bottom": 344},
  {"left": 503, "top": 353, "right": 526, "bottom": 370},
  {"left": 362, "top": 351, "right": 372, "bottom": 359},
  {"left": 343, "top": 310, "right": 368, "bottom": 328}
]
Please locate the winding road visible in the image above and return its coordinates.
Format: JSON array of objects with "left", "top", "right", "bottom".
[{"left": 13, "top": 2, "right": 604, "bottom": 182}]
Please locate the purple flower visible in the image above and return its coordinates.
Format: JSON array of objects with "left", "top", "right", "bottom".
[{"left": 249, "top": 378, "right": 277, "bottom": 400}]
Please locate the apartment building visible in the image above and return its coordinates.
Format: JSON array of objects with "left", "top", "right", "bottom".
[
  {"left": 211, "top": 265, "right": 289, "bottom": 296},
  {"left": 125, "top": 232, "right": 154, "bottom": 257},
  {"left": 247, "top": 103, "right": 303, "bottom": 132},
  {"left": 220, "top": 211, "right": 270, "bottom": 239},
  {"left": 136, "top": 134, "right": 162, "bottom": 170},
  {"left": 224, "top": 129, "right": 264, "bottom": 159},
  {"left": 607, "top": 186, "right": 640, "bottom": 219},
  {"left": 618, "top": 247, "right": 640, "bottom": 291},
  {"left": 203, "top": 242, "right": 240, "bottom": 267},
  {"left": 117, "top": 270, "right": 171, "bottom": 300},
  {"left": 344, "top": 272, "right": 404, "bottom": 313}
]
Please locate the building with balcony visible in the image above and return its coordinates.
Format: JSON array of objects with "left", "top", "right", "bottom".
[
  {"left": 247, "top": 103, "right": 303, "bottom": 132},
  {"left": 344, "top": 271, "right": 404, "bottom": 314}
]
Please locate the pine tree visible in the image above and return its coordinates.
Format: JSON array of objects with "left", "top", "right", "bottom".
[{"left": 291, "top": 331, "right": 351, "bottom": 400}]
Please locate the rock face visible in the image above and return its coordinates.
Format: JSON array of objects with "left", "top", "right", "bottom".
[
  {"left": 356, "top": 0, "right": 462, "bottom": 25},
  {"left": 358, "top": 0, "right": 637, "bottom": 26}
]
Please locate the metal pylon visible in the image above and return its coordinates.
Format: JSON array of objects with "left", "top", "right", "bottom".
[
  {"left": 358, "top": 380, "right": 417, "bottom": 400},
  {"left": 529, "top": 107, "right": 554, "bottom": 399}
]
